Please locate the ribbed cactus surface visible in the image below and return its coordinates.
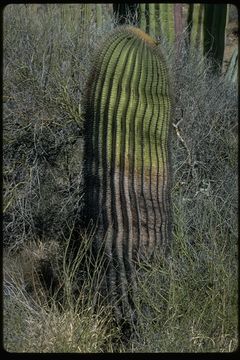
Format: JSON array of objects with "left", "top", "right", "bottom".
[
  {"left": 83, "top": 26, "right": 172, "bottom": 320},
  {"left": 187, "top": 3, "right": 204, "bottom": 51},
  {"left": 203, "top": 4, "right": 228, "bottom": 72},
  {"left": 225, "top": 47, "right": 238, "bottom": 83}
]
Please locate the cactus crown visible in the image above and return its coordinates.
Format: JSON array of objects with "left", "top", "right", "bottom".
[{"left": 127, "top": 26, "right": 158, "bottom": 46}]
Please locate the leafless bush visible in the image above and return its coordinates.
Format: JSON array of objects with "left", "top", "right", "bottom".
[
  {"left": 163, "top": 32, "right": 238, "bottom": 245},
  {"left": 3, "top": 5, "right": 114, "bottom": 250},
  {"left": 3, "top": 4, "right": 238, "bottom": 257}
]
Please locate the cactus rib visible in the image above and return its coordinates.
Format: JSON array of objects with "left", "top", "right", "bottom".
[{"left": 83, "top": 26, "right": 172, "bottom": 321}]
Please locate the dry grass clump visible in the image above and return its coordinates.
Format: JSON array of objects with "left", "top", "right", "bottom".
[
  {"left": 3, "top": 235, "right": 123, "bottom": 353},
  {"left": 129, "top": 195, "right": 238, "bottom": 352}
]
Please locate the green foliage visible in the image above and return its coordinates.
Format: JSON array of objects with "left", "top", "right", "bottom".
[{"left": 83, "top": 26, "right": 172, "bottom": 321}]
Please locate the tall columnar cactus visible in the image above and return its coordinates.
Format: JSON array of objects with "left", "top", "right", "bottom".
[
  {"left": 138, "top": 3, "right": 175, "bottom": 43},
  {"left": 158, "top": 3, "right": 175, "bottom": 43},
  {"left": 203, "top": 4, "right": 228, "bottom": 73},
  {"left": 225, "top": 47, "right": 238, "bottom": 84},
  {"left": 186, "top": 4, "right": 229, "bottom": 73},
  {"left": 139, "top": 4, "right": 159, "bottom": 38},
  {"left": 79, "top": 4, "right": 93, "bottom": 29},
  {"left": 187, "top": 3, "right": 204, "bottom": 52},
  {"left": 113, "top": 3, "right": 181, "bottom": 45},
  {"left": 83, "top": 26, "right": 172, "bottom": 321},
  {"left": 96, "top": 4, "right": 103, "bottom": 28}
]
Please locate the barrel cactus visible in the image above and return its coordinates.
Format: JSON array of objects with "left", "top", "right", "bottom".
[{"left": 82, "top": 26, "right": 172, "bottom": 322}]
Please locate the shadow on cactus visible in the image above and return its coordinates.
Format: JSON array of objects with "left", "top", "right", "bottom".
[{"left": 82, "top": 26, "right": 173, "bottom": 326}]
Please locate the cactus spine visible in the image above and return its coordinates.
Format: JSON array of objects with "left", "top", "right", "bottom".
[{"left": 83, "top": 26, "right": 172, "bottom": 320}]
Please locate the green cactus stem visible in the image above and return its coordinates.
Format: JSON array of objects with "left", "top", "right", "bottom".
[
  {"left": 83, "top": 26, "right": 172, "bottom": 321},
  {"left": 159, "top": 3, "right": 175, "bottom": 44},
  {"left": 225, "top": 47, "right": 238, "bottom": 83},
  {"left": 96, "top": 4, "right": 103, "bottom": 28},
  {"left": 139, "top": 3, "right": 147, "bottom": 32},
  {"left": 203, "top": 4, "right": 228, "bottom": 73},
  {"left": 148, "top": 4, "right": 156, "bottom": 37},
  {"left": 187, "top": 3, "right": 204, "bottom": 52},
  {"left": 80, "top": 4, "right": 93, "bottom": 29}
]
